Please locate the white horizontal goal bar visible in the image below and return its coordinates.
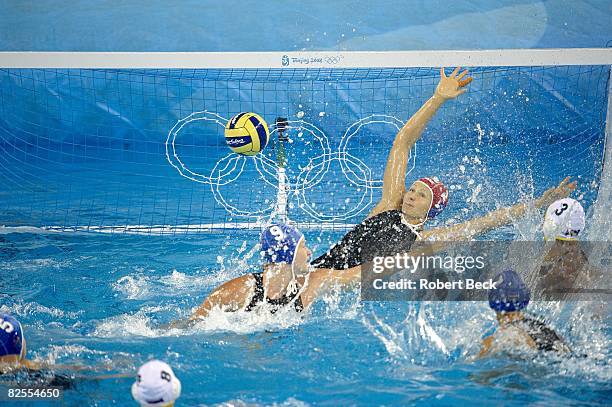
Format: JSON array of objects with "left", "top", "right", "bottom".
[
  {"left": 0, "top": 49, "right": 611, "bottom": 69},
  {"left": 0, "top": 222, "right": 356, "bottom": 235}
]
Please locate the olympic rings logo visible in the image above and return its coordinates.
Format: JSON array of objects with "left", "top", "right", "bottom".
[
  {"left": 165, "top": 112, "right": 415, "bottom": 222},
  {"left": 324, "top": 56, "right": 343, "bottom": 65}
]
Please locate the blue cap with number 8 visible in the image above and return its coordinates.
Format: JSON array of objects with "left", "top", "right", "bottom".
[{"left": 260, "top": 224, "right": 304, "bottom": 265}]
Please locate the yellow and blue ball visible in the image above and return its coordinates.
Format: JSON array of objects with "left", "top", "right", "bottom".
[{"left": 224, "top": 112, "right": 270, "bottom": 156}]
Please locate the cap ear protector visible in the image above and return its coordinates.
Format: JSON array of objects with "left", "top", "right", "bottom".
[
  {"left": 131, "top": 360, "right": 181, "bottom": 407},
  {"left": 19, "top": 334, "right": 26, "bottom": 361}
]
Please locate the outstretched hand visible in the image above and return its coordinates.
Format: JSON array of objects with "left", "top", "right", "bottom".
[
  {"left": 435, "top": 67, "right": 473, "bottom": 99},
  {"left": 535, "top": 177, "right": 577, "bottom": 209}
]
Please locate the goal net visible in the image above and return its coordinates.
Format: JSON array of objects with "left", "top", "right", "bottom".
[{"left": 0, "top": 50, "right": 610, "bottom": 236}]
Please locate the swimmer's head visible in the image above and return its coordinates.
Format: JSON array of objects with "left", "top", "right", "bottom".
[
  {"left": 488, "top": 270, "right": 530, "bottom": 313},
  {"left": 260, "top": 224, "right": 310, "bottom": 272},
  {"left": 543, "top": 198, "right": 585, "bottom": 241},
  {"left": 131, "top": 360, "right": 181, "bottom": 407},
  {"left": 0, "top": 314, "right": 25, "bottom": 362},
  {"left": 403, "top": 177, "right": 448, "bottom": 223}
]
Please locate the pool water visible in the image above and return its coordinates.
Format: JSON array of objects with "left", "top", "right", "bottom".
[
  {"left": 0, "top": 228, "right": 610, "bottom": 406},
  {"left": 0, "top": 64, "right": 610, "bottom": 405}
]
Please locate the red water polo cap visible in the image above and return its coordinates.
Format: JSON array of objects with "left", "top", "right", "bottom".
[{"left": 415, "top": 177, "right": 448, "bottom": 218}]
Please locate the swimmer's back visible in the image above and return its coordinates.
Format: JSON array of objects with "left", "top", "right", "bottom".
[
  {"left": 244, "top": 272, "right": 304, "bottom": 313},
  {"left": 511, "top": 314, "right": 571, "bottom": 353},
  {"left": 311, "top": 210, "right": 418, "bottom": 270},
  {"left": 195, "top": 272, "right": 306, "bottom": 316}
]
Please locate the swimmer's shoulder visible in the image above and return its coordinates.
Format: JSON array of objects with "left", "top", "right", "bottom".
[
  {"left": 298, "top": 270, "right": 328, "bottom": 309},
  {"left": 366, "top": 206, "right": 403, "bottom": 221},
  {"left": 220, "top": 273, "right": 257, "bottom": 290},
  {"left": 376, "top": 209, "right": 403, "bottom": 219},
  {"left": 364, "top": 209, "right": 406, "bottom": 229}
]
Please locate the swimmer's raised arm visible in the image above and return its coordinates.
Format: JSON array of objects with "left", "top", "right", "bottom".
[
  {"left": 422, "top": 177, "right": 577, "bottom": 241},
  {"left": 369, "top": 67, "right": 473, "bottom": 218}
]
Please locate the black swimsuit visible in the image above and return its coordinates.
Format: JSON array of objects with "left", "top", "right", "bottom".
[
  {"left": 311, "top": 210, "right": 420, "bottom": 269},
  {"left": 511, "top": 315, "right": 569, "bottom": 352},
  {"left": 244, "top": 272, "right": 304, "bottom": 313}
]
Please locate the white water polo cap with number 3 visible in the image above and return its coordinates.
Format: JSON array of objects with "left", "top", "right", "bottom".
[
  {"left": 132, "top": 360, "right": 182, "bottom": 407},
  {"left": 543, "top": 198, "right": 585, "bottom": 241}
]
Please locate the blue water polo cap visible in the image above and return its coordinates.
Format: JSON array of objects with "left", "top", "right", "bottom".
[
  {"left": 488, "top": 270, "right": 530, "bottom": 312},
  {"left": 0, "top": 314, "right": 24, "bottom": 358},
  {"left": 260, "top": 224, "right": 304, "bottom": 265}
]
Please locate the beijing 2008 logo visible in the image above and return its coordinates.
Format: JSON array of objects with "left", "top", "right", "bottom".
[{"left": 281, "top": 55, "right": 289, "bottom": 66}]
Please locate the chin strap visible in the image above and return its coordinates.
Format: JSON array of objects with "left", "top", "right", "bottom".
[
  {"left": 17, "top": 321, "right": 26, "bottom": 361},
  {"left": 265, "top": 262, "right": 300, "bottom": 298},
  {"left": 287, "top": 266, "right": 299, "bottom": 295},
  {"left": 400, "top": 213, "right": 425, "bottom": 240},
  {"left": 287, "top": 235, "right": 305, "bottom": 294},
  {"left": 555, "top": 236, "right": 578, "bottom": 242}
]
